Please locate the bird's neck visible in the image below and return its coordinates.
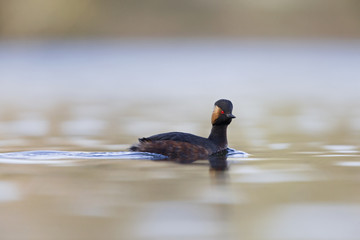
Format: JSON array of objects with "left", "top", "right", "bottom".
[{"left": 208, "top": 124, "right": 229, "bottom": 149}]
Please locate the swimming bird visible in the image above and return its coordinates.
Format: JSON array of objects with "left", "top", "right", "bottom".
[{"left": 130, "top": 99, "right": 235, "bottom": 162}]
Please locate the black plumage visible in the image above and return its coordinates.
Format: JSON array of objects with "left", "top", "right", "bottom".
[{"left": 130, "top": 99, "right": 235, "bottom": 162}]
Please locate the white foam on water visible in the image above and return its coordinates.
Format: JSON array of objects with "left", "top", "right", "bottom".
[{"left": 227, "top": 148, "right": 249, "bottom": 158}]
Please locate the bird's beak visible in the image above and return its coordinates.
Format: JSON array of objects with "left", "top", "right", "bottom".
[{"left": 226, "top": 113, "right": 236, "bottom": 119}]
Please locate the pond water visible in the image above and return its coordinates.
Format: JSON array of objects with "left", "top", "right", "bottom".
[{"left": 0, "top": 39, "right": 360, "bottom": 240}]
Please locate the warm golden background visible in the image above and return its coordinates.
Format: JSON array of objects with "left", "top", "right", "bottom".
[
  {"left": 1, "top": 0, "right": 360, "bottom": 39},
  {"left": 1, "top": 2, "right": 360, "bottom": 240}
]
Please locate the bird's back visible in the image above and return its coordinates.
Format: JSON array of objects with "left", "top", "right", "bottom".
[{"left": 130, "top": 132, "right": 219, "bottom": 161}]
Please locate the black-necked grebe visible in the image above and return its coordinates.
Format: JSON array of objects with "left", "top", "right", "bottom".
[{"left": 130, "top": 99, "right": 235, "bottom": 161}]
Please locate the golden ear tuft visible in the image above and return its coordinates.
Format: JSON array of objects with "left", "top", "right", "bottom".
[{"left": 211, "top": 106, "right": 222, "bottom": 124}]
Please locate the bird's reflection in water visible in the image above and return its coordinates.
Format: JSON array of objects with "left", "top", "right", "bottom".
[
  {"left": 209, "top": 149, "right": 228, "bottom": 171},
  {"left": 208, "top": 150, "right": 229, "bottom": 182},
  {"left": 172, "top": 149, "right": 229, "bottom": 171}
]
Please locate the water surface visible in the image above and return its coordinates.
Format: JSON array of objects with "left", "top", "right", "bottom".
[{"left": 0, "top": 39, "right": 359, "bottom": 240}]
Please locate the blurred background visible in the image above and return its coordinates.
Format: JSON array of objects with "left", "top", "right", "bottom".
[
  {"left": 0, "top": 0, "right": 359, "bottom": 149},
  {"left": 1, "top": 1, "right": 360, "bottom": 240},
  {"left": 1, "top": 0, "right": 360, "bottom": 38}
]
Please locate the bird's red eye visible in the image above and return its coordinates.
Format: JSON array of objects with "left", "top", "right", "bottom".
[{"left": 221, "top": 110, "right": 224, "bottom": 114}]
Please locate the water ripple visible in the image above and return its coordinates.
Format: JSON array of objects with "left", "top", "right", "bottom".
[
  {"left": 0, "top": 150, "right": 166, "bottom": 162},
  {"left": 226, "top": 148, "right": 249, "bottom": 158},
  {"left": 0, "top": 148, "right": 248, "bottom": 165}
]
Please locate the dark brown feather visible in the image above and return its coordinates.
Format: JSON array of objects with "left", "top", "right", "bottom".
[{"left": 135, "top": 140, "right": 210, "bottom": 163}]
